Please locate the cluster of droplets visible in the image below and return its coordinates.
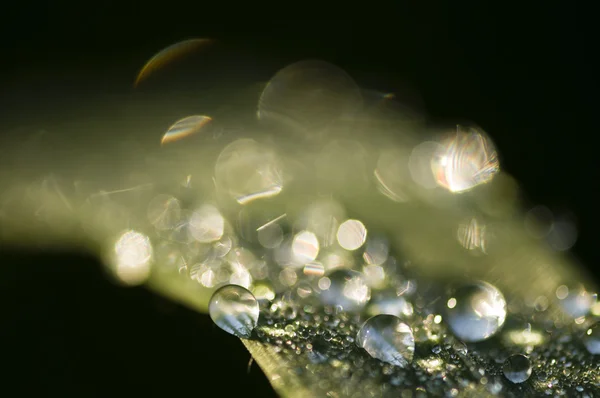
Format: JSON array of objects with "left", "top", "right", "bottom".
[{"left": 88, "top": 53, "right": 600, "bottom": 395}]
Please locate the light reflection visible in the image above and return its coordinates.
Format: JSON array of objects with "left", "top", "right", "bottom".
[
  {"left": 292, "top": 230, "right": 320, "bottom": 264},
  {"left": 161, "top": 115, "right": 212, "bottom": 145},
  {"left": 134, "top": 38, "right": 214, "bottom": 87},
  {"left": 303, "top": 262, "right": 325, "bottom": 277},
  {"left": 430, "top": 125, "right": 499, "bottom": 193},
  {"left": 337, "top": 219, "right": 367, "bottom": 251},
  {"left": 457, "top": 217, "right": 487, "bottom": 253},
  {"left": 111, "top": 230, "right": 153, "bottom": 286}
]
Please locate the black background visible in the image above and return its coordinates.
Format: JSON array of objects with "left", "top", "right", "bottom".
[{"left": 0, "top": 2, "right": 596, "bottom": 396}]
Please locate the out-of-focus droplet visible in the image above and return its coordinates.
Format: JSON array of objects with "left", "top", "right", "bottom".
[
  {"left": 557, "top": 285, "right": 597, "bottom": 318},
  {"left": 292, "top": 230, "right": 320, "bottom": 264},
  {"left": 374, "top": 148, "right": 412, "bottom": 202},
  {"left": 445, "top": 281, "right": 507, "bottom": 342},
  {"left": 502, "top": 354, "right": 532, "bottom": 383},
  {"left": 503, "top": 327, "right": 546, "bottom": 347},
  {"left": 188, "top": 204, "right": 224, "bottom": 243},
  {"left": 362, "top": 265, "right": 386, "bottom": 289},
  {"left": 363, "top": 236, "right": 389, "bottom": 266},
  {"left": 583, "top": 323, "right": 600, "bottom": 354},
  {"left": 111, "top": 230, "right": 153, "bottom": 286},
  {"left": 356, "top": 314, "right": 415, "bottom": 367},
  {"left": 257, "top": 221, "right": 284, "bottom": 249},
  {"left": 296, "top": 199, "right": 346, "bottom": 248},
  {"left": 257, "top": 60, "right": 362, "bottom": 134},
  {"left": 303, "top": 262, "right": 325, "bottom": 277},
  {"left": 252, "top": 281, "right": 276, "bottom": 301},
  {"left": 546, "top": 213, "right": 578, "bottom": 252},
  {"left": 409, "top": 141, "right": 442, "bottom": 190},
  {"left": 337, "top": 219, "right": 367, "bottom": 251},
  {"left": 215, "top": 139, "right": 283, "bottom": 205},
  {"left": 147, "top": 194, "right": 181, "bottom": 230},
  {"left": 319, "top": 269, "right": 371, "bottom": 312},
  {"left": 134, "top": 38, "right": 214, "bottom": 87},
  {"left": 457, "top": 217, "right": 487, "bottom": 253},
  {"left": 208, "top": 284, "right": 259, "bottom": 339},
  {"left": 161, "top": 115, "right": 212, "bottom": 145},
  {"left": 431, "top": 125, "right": 500, "bottom": 193}
]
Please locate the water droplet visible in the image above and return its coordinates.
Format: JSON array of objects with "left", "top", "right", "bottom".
[
  {"left": 214, "top": 139, "right": 283, "bottom": 205},
  {"left": 209, "top": 284, "right": 259, "bottom": 338},
  {"left": 431, "top": 124, "right": 499, "bottom": 193},
  {"left": 257, "top": 60, "right": 362, "bottom": 135},
  {"left": 319, "top": 269, "right": 371, "bottom": 312},
  {"left": 583, "top": 323, "right": 600, "bottom": 354},
  {"left": 557, "top": 285, "right": 597, "bottom": 318},
  {"left": 502, "top": 354, "right": 532, "bottom": 383},
  {"left": 445, "top": 281, "right": 507, "bottom": 342},
  {"left": 356, "top": 314, "right": 415, "bottom": 367}
]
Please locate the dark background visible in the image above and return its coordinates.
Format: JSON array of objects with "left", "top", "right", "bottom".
[{"left": 0, "top": 2, "right": 596, "bottom": 396}]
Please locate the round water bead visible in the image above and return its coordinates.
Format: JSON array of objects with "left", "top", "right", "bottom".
[
  {"left": 356, "top": 314, "right": 415, "bottom": 367},
  {"left": 502, "top": 354, "right": 532, "bottom": 383},
  {"left": 583, "top": 323, "right": 600, "bottom": 355},
  {"left": 445, "top": 281, "right": 507, "bottom": 342},
  {"left": 319, "top": 269, "right": 371, "bottom": 312},
  {"left": 209, "top": 284, "right": 259, "bottom": 339}
]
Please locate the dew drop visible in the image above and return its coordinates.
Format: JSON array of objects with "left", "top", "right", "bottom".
[
  {"left": 209, "top": 284, "right": 259, "bottom": 338},
  {"left": 445, "top": 281, "right": 507, "bottom": 342},
  {"left": 319, "top": 269, "right": 371, "bottom": 312},
  {"left": 502, "top": 354, "right": 532, "bottom": 383},
  {"left": 356, "top": 314, "right": 415, "bottom": 367},
  {"left": 583, "top": 323, "right": 600, "bottom": 355}
]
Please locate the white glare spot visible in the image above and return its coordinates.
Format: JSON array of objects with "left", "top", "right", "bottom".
[
  {"left": 337, "top": 219, "right": 367, "bottom": 251},
  {"left": 292, "top": 230, "right": 320, "bottom": 264},
  {"left": 112, "top": 230, "right": 153, "bottom": 286},
  {"left": 188, "top": 204, "right": 224, "bottom": 243},
  {"left": 431, "top": 125, "right": 499, "bottom": 193}
]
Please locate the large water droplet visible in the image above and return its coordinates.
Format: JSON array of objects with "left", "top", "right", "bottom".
[
  {"left": 445, "top": 281, "right": 507, "bottom": 342},
  {"left": 583, "top": 323, "right": 600, "bottom": 354},
  {"left": 209, "top": 284, "right": 259, "bottom": 338},
  {"left": 356, "top": 314, "right": 415, "bottom": 367},
  {"left": 318, "top": 269, "right": 371, "bottom": 312},
  {"left": 502, "top": 354, "right": 532, "bottom": 383}
]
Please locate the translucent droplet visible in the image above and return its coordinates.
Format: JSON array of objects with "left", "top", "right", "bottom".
[
  {"left": 367, "top": 293, "right": 414, "bottom": 319},
  {"left": 215, "top": 139, "right": 283, "bottom": 205},
  {"left": 502, "top": 354, "right": 532, "bottom": 383},
  {"left": 431, "top": 125, "right": 499, "bottom": 193},
  {"left": 445, "top": 281, "right": 507, "bottom": 342},
  {"left": 147, "top": 194, "right": 181, "bottom": 230},
  {"left": 583, "top": 323, "right": 600, "bottom": 355},
  {"left": 188, "top": 204, "right": 225, "bottom": 243},
  {"left": 337, "top": 219, "right": 367, "bottom": 251},
  {"left": 208, "top": 285, "right": 259, "bottom": 338},
  {"left": 356, "top": 314, "right": 415, "bottom": 367},
  {"left": 161, "top": 115, "right": 212, "bottom": 145},
  {"left": 257, "top": 59, "right": 362, "bottom": 134},
  {"left": 319, "top": 269, "right": 371, "bottom": 312},
  {"left": 557, "top": 285, "right": 597, "bottom": 318},
  {"left": 110, "top": 230, "right": 153, "bottom": 286}
]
